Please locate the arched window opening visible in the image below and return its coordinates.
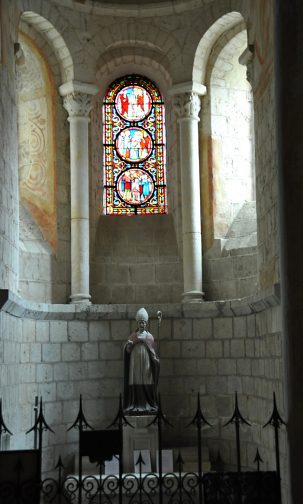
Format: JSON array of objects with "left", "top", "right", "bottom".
[
  {"left": 202, "top": 28, "right": 257, "bottom": 300},
  {"left": 103, "top": 75, "right": 167, "bottom": 216},
  {"left": 210, "top": 30, "right": 256, "bottom": 246}
]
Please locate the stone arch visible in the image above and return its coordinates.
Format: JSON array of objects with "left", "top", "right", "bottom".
[
  {"left": 19, "top": 11, "right": 74, "bottom": 84},
  {"left": 199, "top": 14, "right": 257, "bottom": 301},
  {"left": 193, "top": 11, "right": 245, "bottom": 85},
  {"left": 96, "top": 45, "right": 172, "bottom": 98},
  {"left": 16, "top": 8, "right": 72, "bottom": 304}
]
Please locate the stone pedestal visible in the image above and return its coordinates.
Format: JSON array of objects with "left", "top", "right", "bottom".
[{"left": 123, "top": 416, "right": 158, "bottom": 472}]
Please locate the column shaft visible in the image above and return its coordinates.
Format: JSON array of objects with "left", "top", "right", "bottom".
[
  {"left": 62, "top": 89, "right": 96, "bottom": 304},
  {"left": 274, "top": 2, "right": 303, "bottom": 502},
  {"left": 69, "top": 116, "right": 90, "bottom": 302},
  {"left": 179, "top": 117, "right": 203, "bottom": 296},
  {"left": 174, "top": 91, "right": 204, "bottom": 302}
]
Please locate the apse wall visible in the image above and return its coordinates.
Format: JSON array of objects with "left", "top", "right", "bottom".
[
  {"left": 0, "top": 0, "right": 287, "bottom": 499},
  {"left": 0, "top": 290, "right": 285, "bottom": 480}
]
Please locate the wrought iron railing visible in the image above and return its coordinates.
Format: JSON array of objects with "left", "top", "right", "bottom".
[{"left": 0, "top": 392, "right": 285, "bottom": 504}]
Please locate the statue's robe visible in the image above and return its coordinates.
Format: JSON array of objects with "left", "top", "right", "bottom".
[{"left": 123, "top": 331, "right": 159, "bottom": 414}]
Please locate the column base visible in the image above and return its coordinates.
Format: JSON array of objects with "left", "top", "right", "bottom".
[
  {"left": 69, "top": 293, "right": 91, "bottom": 305},
  {"left": 182, "top": 290, "right": 205, "bottom": 303}
]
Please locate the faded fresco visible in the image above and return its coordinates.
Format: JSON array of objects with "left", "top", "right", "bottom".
[{"left": 17, "top": 33, "right": 57, "bottom": 251}]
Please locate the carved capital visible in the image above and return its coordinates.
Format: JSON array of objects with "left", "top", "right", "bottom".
[
  {"left": 173, "top": 92, "right": 201, "bottom": 121},
  {"left": 63, "top": 92, "right": 93, "bottom": 118},
  {"left": 239, "top": 44, "right": 255, "bottom": 86}
]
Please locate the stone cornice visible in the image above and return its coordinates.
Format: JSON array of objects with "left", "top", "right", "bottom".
[{"left": 0, "top": 286, "right": 280, "bottom": 321}]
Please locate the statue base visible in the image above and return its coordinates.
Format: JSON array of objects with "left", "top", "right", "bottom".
[{"left": 123, "top": 415, "right": 158, "bottom": 472}]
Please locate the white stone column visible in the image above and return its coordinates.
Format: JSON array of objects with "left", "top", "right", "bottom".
[
  {"left": 59, "top": 81, "right": 98, "bottom": 304},
  {"left": 172, "top": 83, "right": 206, "bottom": 303}
]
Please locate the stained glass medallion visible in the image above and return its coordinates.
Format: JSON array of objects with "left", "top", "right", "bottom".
[
  {"left": 116, "top": 127, "right": 153, "bottom": 162},
  {"left": 115, "top": 85, "right": 152, "bottom": 121},
  {"left": 103, "top": 75, "right": 167, "bottom": 215}
]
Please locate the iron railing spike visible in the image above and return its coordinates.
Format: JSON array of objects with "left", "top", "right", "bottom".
[
  {"left": 224, "top": 391, "right": 251, "bottom": 427},
  {"left": 146, "top": 393, "right": 173, "bottom": 428},
  {"left": 0, "top": 398, "right": 13, "bottom": 436},
  {"left": 135, "top": 451, "right": 146, "bottom": 467},
  {"left": 187, "top": 392, "right": 212, "bottom": 428},
  {"left": 26, "top": 396, "right": 54, "bottom": 435},
  {"left": 254, "top": 448, "right": 263, "bottom": 464},
  {"left": 67, "top": 395, "right": 94, "bottom": 431},
  {"left": 176, "top": 450, "right": 184, "bottom": 467},
  {"left": 107, "top": 394, "right": 134, "bottom": 429},
  {"left": 263, "top": 392, "right": 286, "bottom": 429},
  {"left": 55, "top": 455, "right": 65, "bottom": 469}
]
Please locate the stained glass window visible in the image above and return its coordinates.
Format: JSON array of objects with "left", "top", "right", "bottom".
[{"left": 103, "top": 75, "right": 167, "bottom": 215}]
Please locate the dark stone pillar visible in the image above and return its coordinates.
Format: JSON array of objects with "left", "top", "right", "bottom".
[{"left": 274, "top": 2, "right": 303, "bottom": 502}]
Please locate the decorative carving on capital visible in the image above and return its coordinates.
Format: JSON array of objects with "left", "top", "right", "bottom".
[
  {"left": 63, "top": 92, "right": 93, "bottom": 118},
  {"left": 173, "top": 92, "right": 201, "bottom": 120},
  {"left": 239, "top": 44, "right": 255, "bottom": 87}
]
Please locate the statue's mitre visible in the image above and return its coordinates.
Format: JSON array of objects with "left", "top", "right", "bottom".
[{"left": 136, "top": 307, "right": 149, "bottom": 322}]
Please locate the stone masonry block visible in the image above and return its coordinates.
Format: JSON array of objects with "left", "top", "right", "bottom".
[
  {"left": 245, "top": 340, "right": 254, "bottom": 357},
  {"left": 68, "top": 362, "right": 88, "bottom": 381},
  {"left": 223, "top": 340, "right": 230, "bottom": 357},
  {"left": 110, "top": 320, "right": 130, "bottom": 341},
  {"left": 57, "top": 381, "right": 75, "bottom": 400},
  {"left": 237, "top": 359, "right": 252, "bottom": 376},
  {"left": 217, "top": 358, "right": 236, "bottom": 375},
  {"left": 89, "top": 321, "right": 110, "bottom": 341},
  {"left": 36, "top": 321, "right": 50, "bottom": 342},
  {"left": 160, "top": 341, "right": 180, "bottom": 358},
  {"left": 206, "top": 340, "right": 223, "bottom": 358},
  {"left": 81, "top": 343, "right": 99, "bottom": 361},
  {"left": 193, "top": 318, "right": 212, "bottom": 339},
  {"left": 30, "top": 343, "right": 41, "bottom": 362},
  {"left": 50, "top": 321, "right": 68, "bottom": 342},
  {"left": 213, "top": 318, "right": 233, "bottom": 339},
  {"left": 174, "top": 359, "right": 198, "bottom": 375},
  {"left": 88, "top": 361, "right": 104, "bottom": 379},
  {"left": 20, "top": 343, "right": 30, "bottom": 363},
  {"left": 227, "top": 376, "right": 243, "bottom": 394},
  {"left": 155, "top": 263, "right": 181, "bottom": 283},
  {"left": 173, "top": 319, "right": 192, "bottom": 340},
  {"left": 199, "top": 358, "right": 218, "bottom": 375},
  {"left": 233, "top": 317, "right": 247, "bottom": 338},
  {"left": 247, "top": 315, "right": 256, "bottom": 338},
  {"left": 54, "top": 363, "right": 69, "bottom": 381},
  {"left": 182, "top": 341, "right": 205, "bottom": 358},
  {"left": 44, "top": 401, "right": 62, "bottom": 426},
  {"left": 37, "top": 382, "right": 56, "bottom": 402},
  {"left": 99, "top": 342, "right": 122, "bottom": 360},
  {"left": 100, "top": 360, "right": 123, "bottom": 378},
  {"left": 230, "top": 340, "right": 245, "bottom": 357},
  {"left": 61, "top": 343, "right": 80, "bottom": 362},
  {"left": 42, "top": 343, "right": 61, "bottom": 362},
  {"left": 129, "top": 263, "right": 155, "bottom": 284},
  {"left": 206, "top": 376, "right": 228, "bottom": 395},
  {"left": 99, "top": 378, "right": 123, "bottom": 398},
  {"left": 149, "top": 319, "right": 172, "bottom": 340},
  {"left": 19, "top": 364, "right": 36, "bottom": 383},
  {"left": 68, "top": 321, "right": 88, "bottom": 342},
  {"left": 22, "top": 319, "right": 36, "bottom": 342},
  {"left": 62, "top": 400, "right": 79, "bottom": 423},
  {"left": 36, "top": 364, "right": 53, "bottom": 383}
]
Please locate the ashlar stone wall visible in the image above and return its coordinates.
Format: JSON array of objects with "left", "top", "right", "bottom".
[{"left": 0, "top": 288, "right": 285, "bottom": 483}]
